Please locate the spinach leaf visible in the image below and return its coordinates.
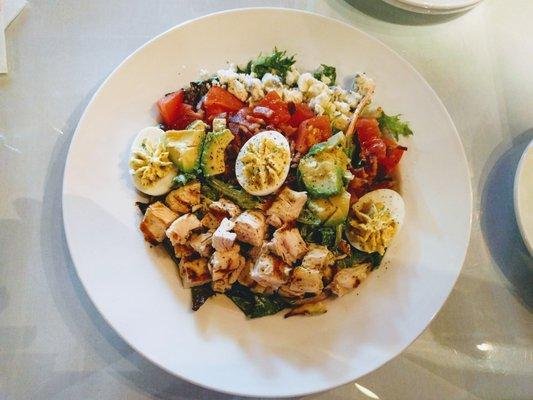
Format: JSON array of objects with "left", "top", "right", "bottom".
[
  {"left": 183, "top": 79, "right": 213, "bottom": 107},
  {"left": 191, "top": 284, "right": 215, "bottom": 311},
  {"left": 319, "top": 227, "right": 337, "bottom": 247},
  {"left": 335, "top": 248, "right": 384, "bottom": 269},
  {"left": 313, "top": 64, "right": 337, "bottom": 85},
  {"left": 206, "top": 178, "right": 262, "bottom": 209},
  {"left": 225, "top": 283, "right": 289, "bottom": 318},
  {"left": 243, "top": 48, "right": 296, "bottom": 79},
  {"left": 378, "top": 111, "right": 413, "bottom": 141}
]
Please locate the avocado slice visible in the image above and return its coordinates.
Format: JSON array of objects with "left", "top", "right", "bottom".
[
  {"left": 200, "top": 129, "right": 234, "bottom": 177},
  {"left": 307, "top": 190, "right": 351, "bottom": 227},
  {"left": 298, "top": 157, "right": 343, "bottom": 198},
  {"left": 165, "top": 129, "right": 206, "bottom": 173}
]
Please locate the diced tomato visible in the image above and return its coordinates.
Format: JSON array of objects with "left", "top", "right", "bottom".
[
  {"left": 381, "top": 138, "right": 406, "bottom": 174},
  {"left": 288, "top": 102, "right": 315, "bottom": 128},
  {"left": 356, "top": 118, "right": 406, "bottom": 174},
  {"left": 356, "top": 118, "right": 382, "bottom": 144},
  {"left": 203, "top": 86, "right": 245, "bottom": 119},
  {"left": 157, "top": 90, "right": 204, "bottom": 130},
  {"left": 278, "top": 123, "right": 298, "bottom": 137},
  {"left": 294, "top": 115, "right": 332, "bottom": 154},
  {"left": 256, "top": 91, "right": 291, "bottom": 127}
]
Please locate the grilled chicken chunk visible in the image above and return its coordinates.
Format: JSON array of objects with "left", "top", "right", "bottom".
[
  {"left": 250, "top": 250, "right": 291, "bottom": 289},
  {"left": 209, "top": 198, "right": 241, "bottom": 219},
  {"left": 179, "top": 256, "right": 211, "bottom": 288},
  {"left": 209, "top": 244, "right": 245, "bottom": 292},
  {"left": 165, "top": 213, "right": 202, "bottom": 246},
  {"left": 268, "top": 225, "right": 308, "bottom": 265},
  {"left": 300, "top": 245, "right": 334, "bottom": 271},
  {"left": 140, "top": 201, "right": 178, "bottom": 244},
  {"left": 165, "top": 181, "right": 201, "bottom": 214},
  {"left": 329, "top": 263, "right": 371, "bottom": 296},
  {"left": 238, "top": 260, "right": 274, "bottom": 294},
  {"left": 212, "top": 218, "right": 237, "bottom": 252},
  {"left": 172, "top": 244, "right": 194, "bottom": 259},
  {"left": 266, "top": 187, "right": 307, "bottom": 227},
  {"left": 201, "top": 212, "right": 223, "bottom": 230},
  {"left": 284, "top": 266, "right": 323, "bottom": 296},
  {"left": 189, "top": 231, "right": 214, "bottom": 258},
  {"left": 234, "top": 210, "right": 267, "bottom": 246}
]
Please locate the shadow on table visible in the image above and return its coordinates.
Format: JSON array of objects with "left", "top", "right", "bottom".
[
  {"left": 339, "top": 0, "right": 469, "bottom": 26},
  {"left": 479, "top": 129, "right": 533, "bottom": 311}
]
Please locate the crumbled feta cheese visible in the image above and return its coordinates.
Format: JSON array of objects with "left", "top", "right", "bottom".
[
  {"left": 241, "top": 75, "right": 264, "bottom": 102},
  {"left": 262, "top": 73, "right": 283, "bottom": 95},
  {"left": 283, "top": 88, "right": 303, "bottom": 103},
  {"left": 334, "top": 101, "right": 350, "bottom": 114},
  {"left": 309, "top": 91, "right": 331, "bottom": 115},
  {"left": 307, "top": 81, "right": 329, "bottom": 98},
  {"left": 344, "top": 91, "right": 362, "bottom": 109},
  {"left": 216, "top": 68, "right": 238, "bottom": 84},
  {"left": 285, "top": 66, "right": 300, "bottom": 87},
  {"left": 227, "top": 79, "right": 248, "bottom": 102},
  {"left": 297, "top": 73, "right": 316, "bottom": 92}
]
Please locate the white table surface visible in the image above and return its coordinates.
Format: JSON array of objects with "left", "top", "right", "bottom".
[{"left": 1, "top": 1, "right": 532, "bottom": 399}]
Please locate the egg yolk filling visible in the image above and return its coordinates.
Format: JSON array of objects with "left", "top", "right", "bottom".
[{"left": 239, "top": 138, "right": 289, "bottom": 192}]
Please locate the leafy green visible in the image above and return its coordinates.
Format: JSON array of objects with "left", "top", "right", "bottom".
[
  {"left": 313, "top": 64, "right": 336, "bottom": 85},
  {"left": 335, "top": 248, "right": 384, "bottom": 269},
  {"left": 206, "top": 178, "right": 262, "bottom": 209},
  {"left": 191, "top": 284, "right": 215, "bottom": 311},
  {"left": 378, "top": 111, "right": 413, "bottom": 141},
  {"left": 319, "top": 227, "right": 336, "bottom": 247},
  {"left": 240, "top": 48, "right": 296, "bottom": 79},
  {"left": 172, "top": 172, "right": 198, "bottom": 188},
  {"left": 225, "top": 283, "right": 288, "bottom": 318},
  {"left": 200, "top": 181, "right": 218, "bottom": 201}
]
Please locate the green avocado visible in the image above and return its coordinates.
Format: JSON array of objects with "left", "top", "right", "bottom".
[
  {"left": 298, "top": 132, "right": 350, "bottom": 198},
  {"left": 200, "top": 129, "right": 234, "bottom": 177},
  {"left": 165, "top": 129, "right": 206, "bottom": 173},
  {"left": 307, "top": 190, "right": 351, "bottom": 226}
]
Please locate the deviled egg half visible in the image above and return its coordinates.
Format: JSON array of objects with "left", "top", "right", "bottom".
[
  {"left": 129, "top": 127, "right": 177, "bottom": 196},
  {"left": 235, "top": 130, "right": 291, "bottom": 196},
  {"left": 346, "top": 189, "right": 405, "bottom": 255}
]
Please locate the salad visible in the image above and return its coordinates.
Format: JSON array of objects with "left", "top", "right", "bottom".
[{"left": 130, "top": 49, "right": 413, "bottom": 318}]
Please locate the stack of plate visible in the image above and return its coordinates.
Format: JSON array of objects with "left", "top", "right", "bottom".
[{"left": 383, "top": 0, "right": 483, "bottom": 14}]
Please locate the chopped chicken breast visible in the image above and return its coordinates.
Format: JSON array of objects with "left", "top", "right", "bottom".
[
  {"left": 201, "top": 212, "right": 223, "bottom": 229},
  {"left": 209, "top": 244, "right": 245, "bottom": 292},
  {"left": 212, "top": 218, "right": 237, "bottom": 252},
  {"left": 234, "top": 210, "right": 267, "bottom": 246},
  {"left": 268, "top": 226, "right": 308, "bottom": 265},
  {"left": 189, "top": 231, "right": 214, "bottom": 258},
  {"left": 165, "top": 181, "right": 201, "bottom": 214},
  {"left": 266, "top": 187, "right": 307, "bottom": 227},
  {"left": 301, "top": 245, "right": 334, "bottom": 271},
  {"left": 165, "top": 213, "right": 202, "bottom": 246},
  {"left": 173, "top": 244, "right": 193, "bottom": 259},
  {"left": 140, "top": 201, "right": 178, "bottom": 244},
  {"left": 329, "top": 263, "right": 371, "bottom": 296},
  {"left": 179, "top": 256, "right": 211, "bottom": 288},
  {"left": 285, "top": 266, "right": 323, "bottom": 296},
  {"left": 250, "top": 250, "right": 291, "bottom": 289},
  {"left": 209, "top": 198, "right": 241, "bottom": 219}
]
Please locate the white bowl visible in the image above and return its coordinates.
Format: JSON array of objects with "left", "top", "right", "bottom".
[{"left": 62, "top": 8, "right": 472, "bottom": 397}]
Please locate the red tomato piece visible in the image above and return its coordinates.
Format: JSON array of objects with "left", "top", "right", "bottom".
[
  {"left": 157, "top": 90, "right": 203, "bottom": 130},
  {"left": 381, "top": 138, "right": 406, "bottom": 174},
  {"left": 356, "top": 118, "right": 381, "bottom": 144},
  {"left": 288, "top": 102, "right": 315, "bottom": 128},
  {"left": 204, "top": 86, "right": 245, "bottom": 119},
  {"left": 256, "top": 91, "right": 291, "bottom": 127},
  {"left": 294, "top": 115, "right": 332, "bottom": 154}
]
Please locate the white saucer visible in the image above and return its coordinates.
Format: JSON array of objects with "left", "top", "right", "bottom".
[
  {"left": 383, "top": 0, "right": 482, "bottom": 14},
  {"left": 514, "top": 139, "right": 533, "bottom": 256}
]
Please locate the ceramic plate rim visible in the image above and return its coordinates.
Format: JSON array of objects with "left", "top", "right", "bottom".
[{"left": 62, "top": 7, "right": 473, "bottom": 397}]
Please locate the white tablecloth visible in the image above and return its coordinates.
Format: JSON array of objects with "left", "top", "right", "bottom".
[{"left": 0, "top": 1, "right": 532, "bottom": 399}]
